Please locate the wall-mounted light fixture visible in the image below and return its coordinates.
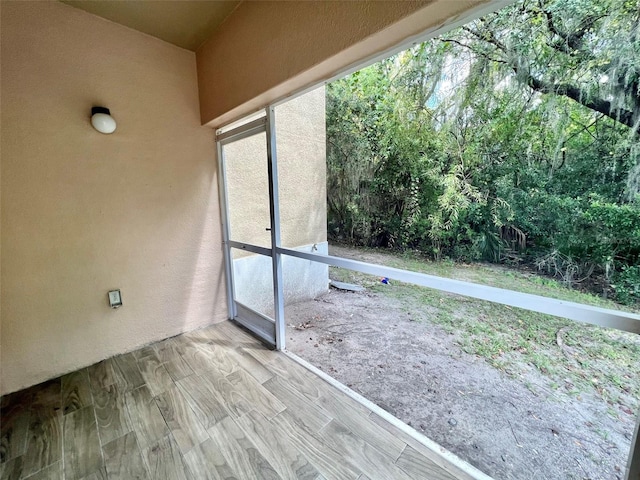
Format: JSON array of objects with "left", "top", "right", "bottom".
[{"left": 91, "top": 106, "right": 116, "bottom": 134}]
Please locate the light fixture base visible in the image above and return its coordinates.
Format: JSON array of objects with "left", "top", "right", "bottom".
[{"left": 91, "top": 106, "right": 111, "bottom": 116}]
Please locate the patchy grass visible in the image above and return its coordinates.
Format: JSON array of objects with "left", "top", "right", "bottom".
[{"left": 329, "top": 245, "right": 640, "bottom": 417}]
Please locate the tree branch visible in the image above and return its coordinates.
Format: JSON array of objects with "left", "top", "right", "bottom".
[
  {"left": 440, "top": 38, "right": 508, "bottom": 66},
  {"left": 542, "top": 7, "right": 605, "bottom": 53},
  {"left": 523, "top": 73, "right": 636, "bottom": 129},
  {"left": 461, "top": 18, "right": 638, "bottom": 130},
  {"left": 541, "top": 6, "right": 577, "bottom": 55}
]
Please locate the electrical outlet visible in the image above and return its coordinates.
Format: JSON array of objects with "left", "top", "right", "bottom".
[{"left": 108, "top": 289, "right": 122, "bottom": 308}]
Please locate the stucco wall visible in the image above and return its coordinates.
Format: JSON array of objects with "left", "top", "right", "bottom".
[
  {"left": 224, "top": 131, "right": 272, "bottom": 249},
  {"left": 275, "top": 88, "right": 327, "bottom": 249},
  {"left": 196, "top": 0, "right": 491, "bottom": 126},
  {"left": 224, "top": 87, "right": 326, "bottom": 250},
  {"left": 0, "top": 1, "right": 226, "bottom": 395}
]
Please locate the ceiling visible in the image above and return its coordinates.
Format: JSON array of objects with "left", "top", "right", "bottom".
[{"left": 61, "top": 0, "right": 242, "bottom": 51}]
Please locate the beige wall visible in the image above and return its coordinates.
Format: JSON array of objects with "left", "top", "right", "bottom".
[
  {"left": 225, "top": 132, "right": 272, "bottom": 250},
  {"left": 0, "top": 1, "right": 226, "bottom": 395},
  {"left": 275, "top": 87, "right": 327, "bottom": 249},
  {"left": 224, "top": 87, "right": 326, "bottom": 251},
  {"left": 196, "top": 0, "right": 491, "bottom": 126}
]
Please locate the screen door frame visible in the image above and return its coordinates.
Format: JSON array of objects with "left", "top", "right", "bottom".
[{"left": 216, "top": 107, "right": 285, "bottom": 349}]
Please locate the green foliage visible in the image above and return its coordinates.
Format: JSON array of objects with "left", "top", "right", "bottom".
[
  {"left": 575, "top": 200, "right": 640, "bottom": 266},
  {"left": 611, "top": 265, "right": 640, "bottom": 305},
  {"left": 326, "top": 60, "right": 443, "bottom": 248},
  {"left": 326, "top": 0, "right": 640, "bottom": 304}
]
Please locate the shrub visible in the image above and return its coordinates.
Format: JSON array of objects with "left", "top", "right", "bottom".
[{"left": 611, "top": 265, "right": 640, "bottom": 305}]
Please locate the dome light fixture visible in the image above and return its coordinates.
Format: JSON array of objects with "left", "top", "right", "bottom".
[{"left": 91, "top": 106, "right": 116, "bottom": 134}]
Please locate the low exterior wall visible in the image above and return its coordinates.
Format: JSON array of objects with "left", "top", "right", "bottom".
[{"left": 233, "top": 242, "right": 329, "bottom": 315}]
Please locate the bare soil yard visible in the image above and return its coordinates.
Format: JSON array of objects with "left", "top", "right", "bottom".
[{"left": 285, "top": 245, "right": 639, "bottom": 480}]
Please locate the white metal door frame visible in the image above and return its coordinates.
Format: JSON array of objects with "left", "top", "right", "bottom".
[
  {"left": 216, "top": 111, "right": 285, "bottom": 349},
  {"left": 266, "top": 106, "right": 286, "bottom": 350}
]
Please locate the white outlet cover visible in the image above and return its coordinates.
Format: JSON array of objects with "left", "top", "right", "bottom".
[{"left": 108, "top": 289, "right": 122, "bottom": 308}]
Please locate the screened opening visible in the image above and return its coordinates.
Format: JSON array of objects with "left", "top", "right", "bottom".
[{"left": 218, "top": 0, "right": 640, "bottom": 478}]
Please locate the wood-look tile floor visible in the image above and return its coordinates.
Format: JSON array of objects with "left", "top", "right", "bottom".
[{"left": 1, "top": 321, "right": 472, "bottom": 480}]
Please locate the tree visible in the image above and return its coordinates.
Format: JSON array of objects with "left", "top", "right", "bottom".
[
  {"left": 442, "top": 0, "right": 640, "bottom": 131},
  {"left": 326, "top": 0, "right": 640, "bottom": 302}
]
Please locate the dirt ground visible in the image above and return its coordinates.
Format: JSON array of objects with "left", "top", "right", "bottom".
[{"left": 284, "top": 253, "right": 637, "bottom": 479}]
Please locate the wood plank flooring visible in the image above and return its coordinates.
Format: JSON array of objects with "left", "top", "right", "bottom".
[{"left": 1, "top": 321, "right": 473, "bottom": 480}]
